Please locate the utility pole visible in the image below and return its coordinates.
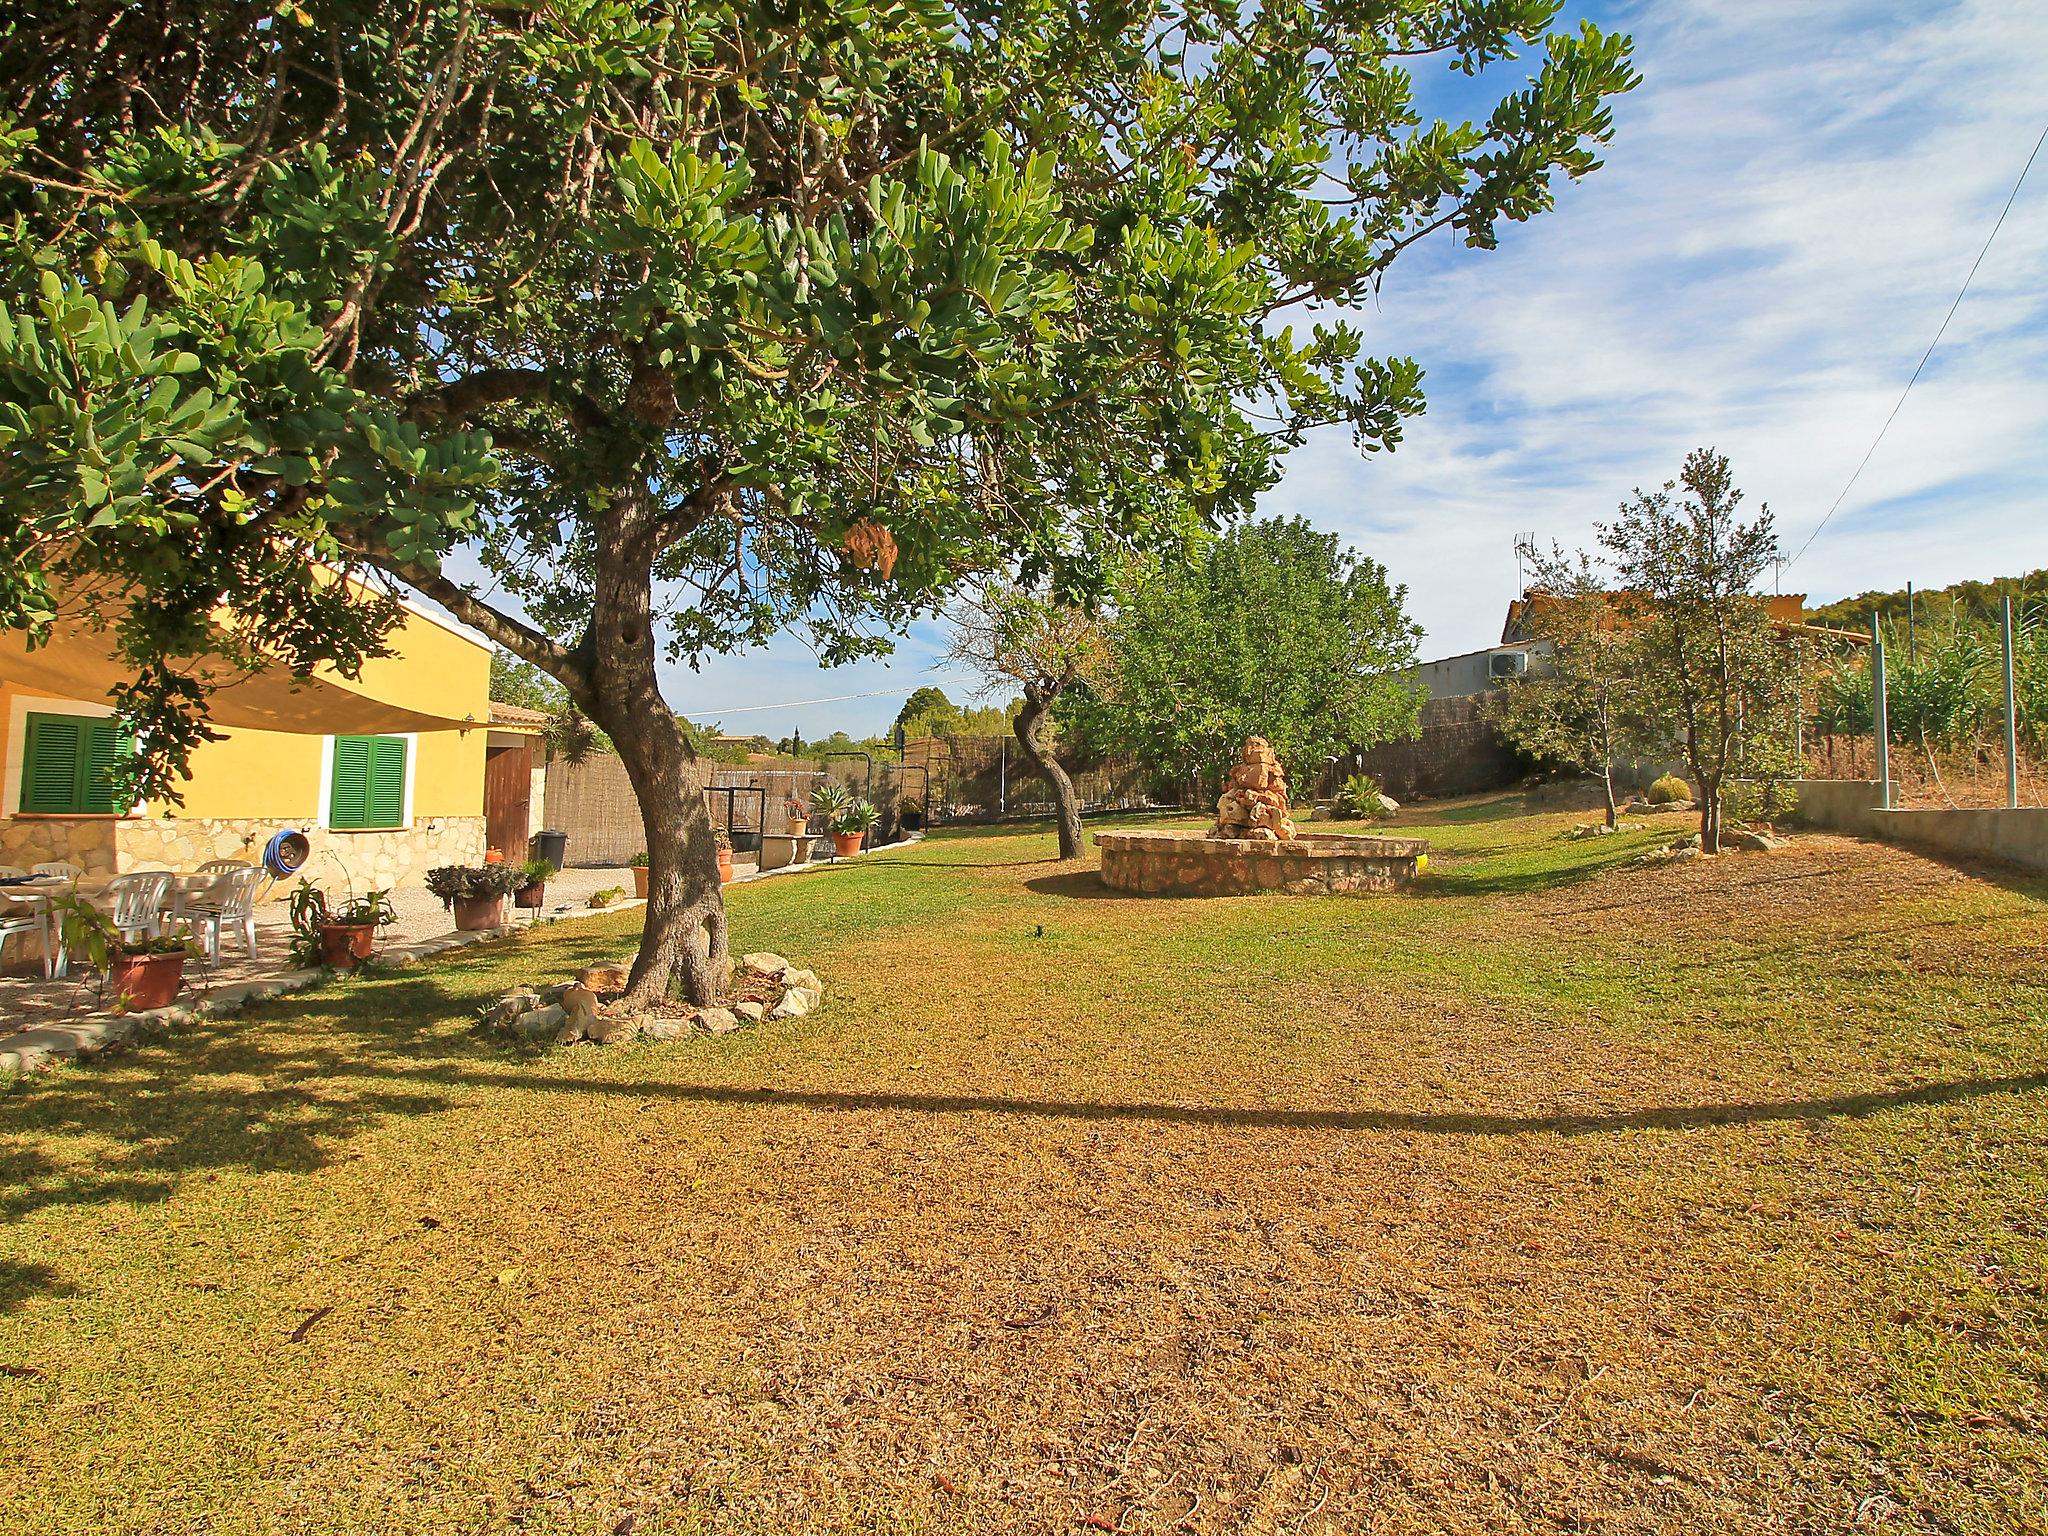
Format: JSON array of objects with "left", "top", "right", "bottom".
[
  {"left": 2004, "top": 597, "right": 2020, "bottom": 809},
  {"left": 1871, "top": 613, "right": 1890, "bottom": 811}
]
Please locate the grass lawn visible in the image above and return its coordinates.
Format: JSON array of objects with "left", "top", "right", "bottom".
[{"left": 2, "top": 796, "right": 2044, "bottom": 1534}]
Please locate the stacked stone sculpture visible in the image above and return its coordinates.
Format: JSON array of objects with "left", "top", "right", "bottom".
[{"left": 1211, "top": 736, "right": 1297, "bottom": 842}]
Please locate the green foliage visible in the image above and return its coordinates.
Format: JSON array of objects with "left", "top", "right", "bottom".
[
  {"left": 894, "top": 687, "right": 959, "bottom": 740},
  {"left": 1075, "top": 517, "right": 1421, "bottom": 784},
  {"left": 834, "top": 797, "right": 882, "bottom": 835},
  {"left": 625, "top": 852, "right": 651, "bottom": 868},
  {"left": 0, "top": 0, "right": 1637, "bottom": 800},
  {"left": 1806, "top": 571, "right": 2048, "bottom": 634},
  {"left": 517, "top": 857, "right": 556, "bottom": 888},
  {"left": 1646, "top": 773, "right": 1692, "bottom": 805},
  {"left": 423, "top": 865, "right": 523, "bottom": 907},
  {"left": 284, "top": 879, "right": 396, "bottom": 966},
  {"left": 1602, "top": 450, "right": 1793, "bottom": 849},
  {"left": 45, "top": 893, "right": 197, "bottom": 970},
  {"left": 1332, "top": 773, "right": 1389, "bottom": 821},
  {"left": 808, "top": 781, "right": 853, "bottom": 819}
]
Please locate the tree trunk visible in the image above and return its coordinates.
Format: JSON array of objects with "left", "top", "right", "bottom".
[
  {"left": 1014, "top": 687, "right": 1083, "bottom": 859},
  {"left": 1698, "top": 773, "right": 1721, "bottom": 854},
  {"left": 584, "top": 511, "right": 728, "bottom": 1007},
  {"left": 1601, "top": 762, "right": 1617, "bottom": 829}
]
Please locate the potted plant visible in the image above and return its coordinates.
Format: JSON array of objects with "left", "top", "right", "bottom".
[
  {"left": 782, "top": 796, "right": 812, "bottom": 835},
  {"left": 425, "top": 864, "right": 523, "bottom": 931},
  {"left": 897, "top": 795, "right": 925, "bottom": 833},
  {"left": 626, "top": 851, "right": 650, "bottom": 899},
  {"left": 832, "top": 797, "right": 880, "bottom": 857},
  {"left": 49, "top": 895, "right": 197, "bottom": 1009},
  {"left": 286, "top": 881, "right": 399, "bottom": 969},
  {"left": 714, "top": 826, "right": 735, "bottom": 883},
  {"left": 808, "top": 781, "right": 851, "bottom": 828},
  {"left": 514, "top": 856, "right": 556, "bottom": 911}
]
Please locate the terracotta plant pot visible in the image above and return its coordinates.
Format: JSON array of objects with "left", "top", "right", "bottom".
[
  {"left": 108, "top": 950, "right": 185, "bottom": 1010},
  {"left": 832, "top": 831, "right": 864, "bottom": 858},
  {"left": 630, "top": 865, "right": 650, "bottom": 899},
  {"left": 716, "top": 850, "right": 735, "bottom": 883},
  {"left": 318, "top": 921, "right": 377, "bottom": 969},
  {"left": 514, "top": 883, "right": 546, "bottom": 910},
  {"left": 451, "top": 893, "right": 506, "bottom": 932},
  {"left": 483, "top": 848, "right": 505, "bottom": 864},
  {"left": 785, "top": 818, "right": 810, "bottom": 837}
]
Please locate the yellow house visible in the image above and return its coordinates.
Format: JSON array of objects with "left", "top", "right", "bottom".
[{"left": 0, "top": 595, "right": 545, "bottom": 896}]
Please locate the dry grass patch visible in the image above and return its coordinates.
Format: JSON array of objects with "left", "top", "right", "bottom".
[{"left": 0, "top": 796, "right": 2043, "bottom": 1534}]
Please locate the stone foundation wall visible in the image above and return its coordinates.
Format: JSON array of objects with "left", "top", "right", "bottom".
[
  {"left": 0, "top": 818, "right": 120, "bottom": 875},
  {"left": 0, "top": 817, "right": 489, "bottom": 899},
  {"left": 109, "top": 817, "right": 488, "bottom": 898},
  {"left": 1096, "top": 830, "right": 1427, "bottom": 896}
]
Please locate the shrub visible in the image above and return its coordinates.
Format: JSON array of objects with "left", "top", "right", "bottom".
[
  {"left": 1646, "top": 773, "right": 1692, "bottom": 805},
  {"left": 424, "top": 864, "right": 524, "bottom": 907},
  {"left": 1721, "top": 779, "right": 1799, "bottom": 827},
  {"left": 1332, "top": 772, "right": 1388, "bottom": 821}
]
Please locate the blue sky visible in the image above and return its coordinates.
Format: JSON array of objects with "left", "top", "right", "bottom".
[{"left": 467, "top": 0, "right": 2048, "bottom": 739}]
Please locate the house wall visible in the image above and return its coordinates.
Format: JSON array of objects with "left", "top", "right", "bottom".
[{"left": 0, "top": 604, "right": 490, "bottom": 892}]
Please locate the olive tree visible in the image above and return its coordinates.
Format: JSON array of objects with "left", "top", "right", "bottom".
[
  {"left": 1491, "top": 548, "right": 1639, "bottom": 827},
  {"left": 0, "top": 0, "right": 1636, "bottom": 1001},
  {"left": 1604, "top": 449, "right": 1790, "bottom": 853},
  {"left": 946, "top": 581, "right": 1106, "bottom": 857}
]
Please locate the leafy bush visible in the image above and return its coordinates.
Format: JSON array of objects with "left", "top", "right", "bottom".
[
  {"left": 625, "top": 851, "right": 649, "bottom": 867},
  {"left": 587, "top": 886, "right": 625, "bottom": 909},
  {"left": 1332, "top": 772, "right": 1388, "bottom": 821},
  {"left": 1646, "top": 773, "right": 1692, "bottom": 805},
  {"left": 424, "top": 865, "right": 523, "bottom": 907}
]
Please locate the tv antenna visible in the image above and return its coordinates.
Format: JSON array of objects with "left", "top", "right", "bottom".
[{"left": 1513, "top": 533, "right": 1538, "bottom": 595}]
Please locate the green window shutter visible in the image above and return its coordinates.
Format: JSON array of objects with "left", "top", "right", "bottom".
[
  {"left": 19, "top": 713, "right": 132, "bottom": 815},
  {"left": 79, "top": 719, "right": 128, "bottom": 814},
  {"left": 365, "top": 737, "right": 407, "bottom": 827},
  {"left": 330, "top": 736, "right": 406, "bottom": 829},
  {"left": 21, "top": 714, "right": 83, "bottom": 813},
  {"left": 330, "top": 735, "right": 372, "bottom": 828}
]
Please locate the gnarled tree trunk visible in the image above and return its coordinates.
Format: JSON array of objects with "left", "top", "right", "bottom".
[
  {"left": 1015, "top": 683, "right": 1083, "bottom": 859},
  {"left": 578, "top": 500, "right": 729, "bottom": 1006}
]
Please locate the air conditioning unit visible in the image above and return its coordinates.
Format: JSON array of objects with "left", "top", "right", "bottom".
[{"left": 1489, "top": 650, "right": 1530, "bottom": 679}]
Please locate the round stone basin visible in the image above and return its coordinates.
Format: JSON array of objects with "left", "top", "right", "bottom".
[{"left": 1095, "top": 829, "right": 1430, "bottom": 896}]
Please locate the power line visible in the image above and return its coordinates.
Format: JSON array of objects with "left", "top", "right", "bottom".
[
  {"left": 696, "top": 684, "right": 921, "bottom": 716},
  {"left": 1787, "top": 118, "right": 2048, "bottom": 568}
]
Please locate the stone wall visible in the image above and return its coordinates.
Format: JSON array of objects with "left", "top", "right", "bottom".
[
  {"left": 0, "top": 815, "right": 485, "bottom": 896},
  {"left": 114, "top": 817, "right": 488, "bottom": 896},
  {"left": 0, "top": 817, "right": 119, "bottom": 875},
  {"left": 1096, "top": 830, "right": 1427, "bottom": 896}
]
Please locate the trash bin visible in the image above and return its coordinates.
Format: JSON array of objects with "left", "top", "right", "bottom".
[{"left": 533, "top": 830, "right": 569, "bottom": 869}]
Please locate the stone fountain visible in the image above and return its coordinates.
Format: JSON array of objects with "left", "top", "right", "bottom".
[{"left": 1096, "top": 736, "right": 1428, "bottom": 896}]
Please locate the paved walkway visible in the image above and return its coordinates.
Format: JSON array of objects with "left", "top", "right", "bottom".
[{"left": 0, "top": 865, "right": 651, "bottom": 1038}]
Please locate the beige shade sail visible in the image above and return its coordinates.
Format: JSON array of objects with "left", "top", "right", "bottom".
[{"left": 1, "top": 621, "right": 482, "bottom": 737}]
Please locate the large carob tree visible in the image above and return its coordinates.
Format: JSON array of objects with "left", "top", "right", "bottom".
[{"left": 0, "top": 0, "right": 1636, "bottom": 1001}]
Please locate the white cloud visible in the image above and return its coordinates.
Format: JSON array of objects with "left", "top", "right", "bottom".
[{"left": 1282, "top": 0, "right": 2048, "bottom": 654}]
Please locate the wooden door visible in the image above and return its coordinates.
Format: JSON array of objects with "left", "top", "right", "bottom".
[{"left": 484, "top": 742, "right": 534, "bottom": 863}]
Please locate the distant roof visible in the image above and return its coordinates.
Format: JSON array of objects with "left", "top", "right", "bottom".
[{"left": 489, "top": 701, "right": 552, "bottom": 731}]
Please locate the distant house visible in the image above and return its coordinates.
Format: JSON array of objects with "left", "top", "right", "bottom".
[
  {"left": 1340, "top": 590, "right": 1828, "bottom": 799},
  {"left": 1, "top": 592, "right": 550, "bottom": 893}
]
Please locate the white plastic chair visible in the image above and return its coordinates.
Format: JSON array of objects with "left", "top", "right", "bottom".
[
  {"left": 182, "top": 866, "right": 263, "bottom": 964},
  {"left": 31, "top": 861, "right": 84, "bottom": 883},
  {"left": 0, "top": 891, "right": 59, "bottom": 979},
  {"left": 105, "top": 872, "right": 173, "bottom": 945}
]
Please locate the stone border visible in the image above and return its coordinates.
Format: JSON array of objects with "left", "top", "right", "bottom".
[{"left": 1095, "top": 829, "right": 1429, "bottom": 897}]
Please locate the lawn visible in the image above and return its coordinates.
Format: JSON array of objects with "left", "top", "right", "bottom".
[{"left": 1, "top": 797, "right": 2044, "bottom": 1535}]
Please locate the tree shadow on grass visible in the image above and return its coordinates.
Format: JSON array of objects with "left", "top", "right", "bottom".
[
  {"left": 0, "top": 920, "right": 637, "bottom": 1228},
  {"left": 1021, "top": 869, "right": 1134, "bottom": 900},
  {"left": 413, "top": 1066, "right": 2048, "bottom": 1139}
]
